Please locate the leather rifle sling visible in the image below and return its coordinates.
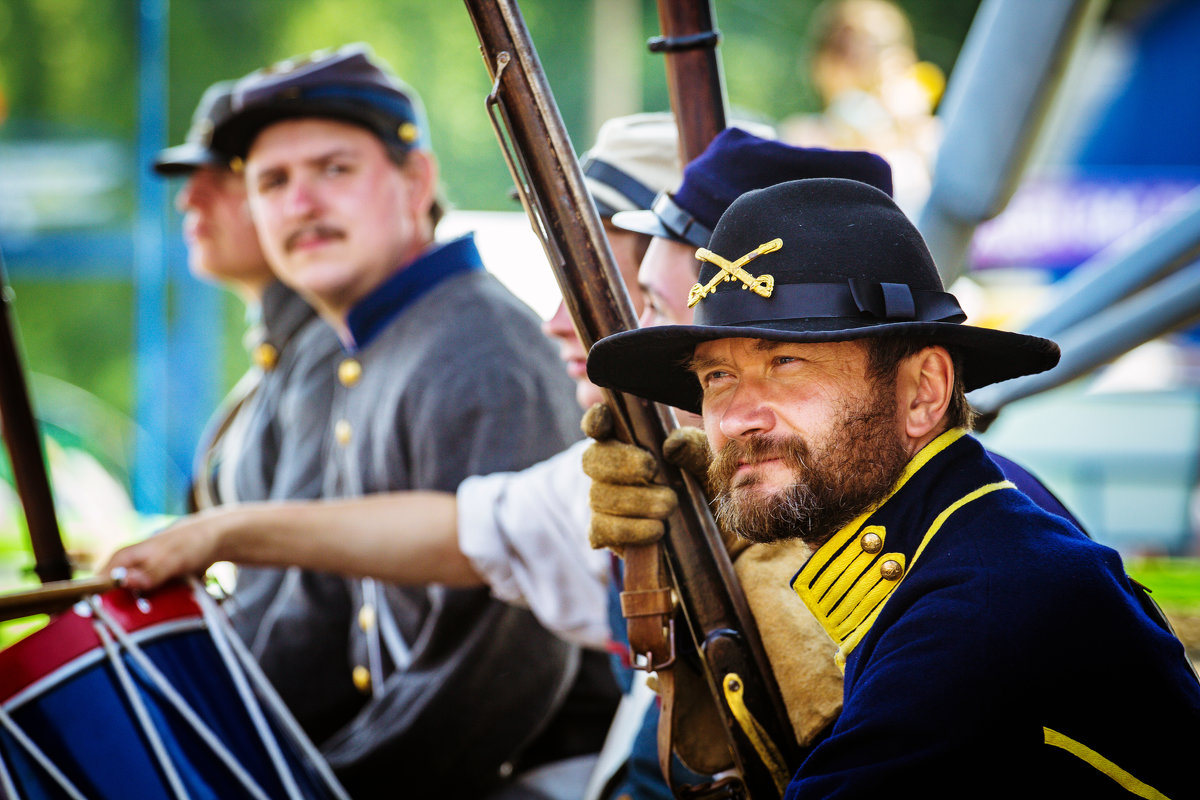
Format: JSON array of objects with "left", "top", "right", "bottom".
[{"left": 619, "top": 540, "right": 677, "bottom": 786}]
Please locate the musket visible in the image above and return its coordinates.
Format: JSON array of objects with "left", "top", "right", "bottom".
[
  {"left": 0, "top": 249, "right": 73, "bottom": 584},
  {"left": 651, "top": 0, "right": 727, "bottom": 162},
  {"left": 463, "top": 2, "right": 802, "bottom": 796}
]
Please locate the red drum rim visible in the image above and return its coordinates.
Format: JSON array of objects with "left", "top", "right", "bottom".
[{"left": 0, "top": 581, "right": 203, "bottom": 705}]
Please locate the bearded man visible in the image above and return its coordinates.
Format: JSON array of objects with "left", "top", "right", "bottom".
[{"left": 584, "top": 177, "right": 1200, "bottom": 798}]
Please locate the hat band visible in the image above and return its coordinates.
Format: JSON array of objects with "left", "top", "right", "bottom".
[
  {"left": 240, "top": 84, "right": 426, "bottom": 149},
  {"left": 582, "top": 158, "right": 657, "bottom": 213},
  {"left": 652, "top": 192, "right": 712, "bottom": 248},
  {"left": 693, "top": 280, "right": 966, "bottom": 327}
]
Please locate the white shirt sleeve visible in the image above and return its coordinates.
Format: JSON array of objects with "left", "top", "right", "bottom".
[{"left": 456, "top": 439, "right": 612, "bottom": 650}]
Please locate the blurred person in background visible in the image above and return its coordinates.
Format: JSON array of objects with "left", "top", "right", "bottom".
[{"left": 781, "top": 0, "right": 944, "bottom": 214}]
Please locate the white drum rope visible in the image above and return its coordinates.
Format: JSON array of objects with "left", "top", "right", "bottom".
[
  {"left": 89, "top": 596, "right": 273, "bottom": 800},
  {"left": 0, "top": 701, "right": 89, "bottom": 800},
  {"left": 90, "top": 607, "right": 193, "bottom": 800},
  {"left": 201, "top": 583, "right": 351, "bottom": 800},
  {"left": 191, "top": 580, "right": 308, "bottom": 800}
]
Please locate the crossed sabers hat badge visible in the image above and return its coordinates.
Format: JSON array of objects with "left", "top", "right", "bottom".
[{"left": 687, "top": 238, "right": 782, "bottom": 308}]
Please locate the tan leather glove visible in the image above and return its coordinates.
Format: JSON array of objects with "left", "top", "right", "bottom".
[{"left": 581, "top": 403, "right": 678, "bottom": 553}]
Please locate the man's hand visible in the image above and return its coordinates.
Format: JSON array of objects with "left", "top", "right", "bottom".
[
  {"left": 101, "top": 513, "right": 223, "bottom": 591},
  {"left": 578, "top": 403, "right": 759, "bottom": 561},
  {"left": 581, "top": 403, "right": 679, "bottom": 552},
  {"left": 661, "top": 424, "right": 711, "bottom": 483}
]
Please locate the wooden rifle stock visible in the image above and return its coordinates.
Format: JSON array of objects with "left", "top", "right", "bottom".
[
  {"left": 463, "top": 2, "right": 801, "bottom": 795},
  {"left": 652, "top": 0, "right": 728, "bottom": 162},
  {"left": 0, "top": 252, "right": 72, "bottom": 584}
]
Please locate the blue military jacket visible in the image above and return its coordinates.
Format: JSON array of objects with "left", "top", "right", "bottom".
[{"left": 786, "top": 429, "right": 1200, "bottom": 799}]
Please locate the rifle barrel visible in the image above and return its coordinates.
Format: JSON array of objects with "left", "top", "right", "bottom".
[{"left": 464, "top": 2, "right": 802, "bottom": 794}]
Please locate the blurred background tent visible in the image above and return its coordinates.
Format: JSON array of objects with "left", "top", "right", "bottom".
[{"left": 1, "top": 0, "right": 1199, "bottom": 606}]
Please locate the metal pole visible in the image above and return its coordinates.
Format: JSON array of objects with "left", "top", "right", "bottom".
[
  {"left": 1020, "top": 186, "right": 1200, "bottom": 341},
  {"left": 133, "top": 0, "right": 170, "bottom": 512},
  {"left": 917, "top": 0, "right": 1105, "bottom": 283},
  {"left": 970, "top": 258, "right": 1200, "bottom": 416}
]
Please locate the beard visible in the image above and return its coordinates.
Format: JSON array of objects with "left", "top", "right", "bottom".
[{"left": 708, "top": 378, "right": 910, "bottom": 548}]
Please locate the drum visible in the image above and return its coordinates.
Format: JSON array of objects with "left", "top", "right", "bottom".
[{"left": 0, "top": 580, "right": 349, "bottom": 800}]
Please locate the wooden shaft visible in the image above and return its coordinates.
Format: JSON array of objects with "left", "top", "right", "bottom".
[
  {"left": 0, "top": 575, "right": 115, "bottom": 622},
  {"left": 0, "top": 254, "right": 72, "bottom": 584},
  {"left": 654, "top": 0, "right": 728, "bottom": 163}
]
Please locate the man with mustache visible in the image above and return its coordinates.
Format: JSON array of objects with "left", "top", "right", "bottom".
[
  {"left": 585, "top": 177, "right": 1200, "bottom": 798},
  {"left": 206, "top": 44, "right": 613, "bottom": 799}
]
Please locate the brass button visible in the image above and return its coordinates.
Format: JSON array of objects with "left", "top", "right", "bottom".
[
  {"left": 358, "top": 604, "right": 376, "bottom": 632},
  {"left": 252, "top": 342, "right": 278, "bottom": 371},
  {"left": 338, "top": 358, "right": 362, "bottom": 387},
  {"left": 398, "top": 121, "right": 419, "bottom": 143},
  {"left": 880, "top": 559, "right": 904, "bottom": 581},
  {"left": 860, "top": 531, "right": 883, "bottom": 554},
  {"left": 334, "top": 419, "right": 352, "bottom": 446},
  {"left": 352, "top": 665, "right": 371, "bottom": 693}
]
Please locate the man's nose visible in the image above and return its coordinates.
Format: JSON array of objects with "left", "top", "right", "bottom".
[
  {"left": 636, "top": 303, "right": 658, "bottom": 329},
  {"left": 542, "top": 300, "right": 576, "bottom": 341},
  {"left": 175, "top": 174, "right": 203, "bottom": 212},
  {"left": 718, "top": 380, "right": 775, "bottom": 441},
  {"left": 283, "top": 175, "right": 320, "bottom": 219}
]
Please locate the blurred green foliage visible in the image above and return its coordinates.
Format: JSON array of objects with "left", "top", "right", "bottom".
[
  {"left": 1127, "top": 558, "right": 1200, "bottom": 613},
  {"left": 0, "top": 0, "right": 980, "bottom": 210}
]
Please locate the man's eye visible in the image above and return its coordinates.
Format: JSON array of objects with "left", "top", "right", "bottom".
[
  {"left": 256, "top": 174, "right": 286, "bottom": 193},
  {"left": 324, "top": 162, "right": 351, "bottom": 176}
]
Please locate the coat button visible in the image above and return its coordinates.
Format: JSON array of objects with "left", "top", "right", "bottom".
[
  {"left": 352, "top": 665, "right": 371, "bottom": 693},
  {"left": 334, "top": 419, "right": 352, "bottom": 445},
  {"left": 252, "top": 342, "right": 279, "bottom": 371},
  {"left": 338, "top": 358, "right": 362, "bottom": 387},
  {"left": 880, "top": 559, "right": 904, "bottom": 581},
  {"left": 860, "top": 531, "right": 883, "bottom": 554},
  {"left": 358, "top": 604, "right": 376, "bottom": 632}
]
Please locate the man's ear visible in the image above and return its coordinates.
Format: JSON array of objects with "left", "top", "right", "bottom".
[
  {"left": 899, "top": 346, "right": 953, "bottom": 441},
  {"left": 401, "top": 150, "right": 438, "bottom": 218}
]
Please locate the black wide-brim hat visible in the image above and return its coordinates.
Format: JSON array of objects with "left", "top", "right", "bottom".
[{"left": 587, "top": 178, "right": 1060, "bottom": 414}]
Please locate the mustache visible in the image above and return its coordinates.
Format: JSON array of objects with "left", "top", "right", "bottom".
[
  {"left": 284, "top": 223, "right": 346, "bottom": 253},
  {"left": 709, "top": 434, "right": 811, "bottom": 490}
]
